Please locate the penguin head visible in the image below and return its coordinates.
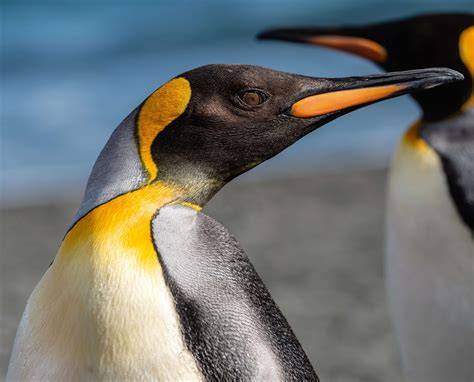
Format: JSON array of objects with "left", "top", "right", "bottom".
[
  {"left": 133, "top": 64, "right": 461, "bottom": 205},
  {"left": 258, "top": 13, "right": 474, "bottom": 122}
]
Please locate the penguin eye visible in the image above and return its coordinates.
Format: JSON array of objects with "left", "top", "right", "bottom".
[{"left": 238, "top": 90, "right": 267, "bottom": 107}]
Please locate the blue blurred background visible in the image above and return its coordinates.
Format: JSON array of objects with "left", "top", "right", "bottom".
[{"left": 2, "top": 0, "right": 472, "bottom": 205}]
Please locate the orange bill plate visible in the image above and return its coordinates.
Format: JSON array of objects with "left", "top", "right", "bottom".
[{"left": 291, "top": 84, "right": 405, "bottom": 118}]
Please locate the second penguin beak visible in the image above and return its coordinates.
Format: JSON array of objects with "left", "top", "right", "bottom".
[{"left": 258, "top": 28, "right": 387, "bottom": 63}]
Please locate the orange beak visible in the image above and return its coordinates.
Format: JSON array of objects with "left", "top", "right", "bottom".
[
  {"left": 291, "top": 84, "right": 403, "bottom": 118},
  {"left": 304, "top": 35, "right": 387, "bottom": 63},
  {"left": 288, "top": 68, "right": 463, "bottom": 119},
  {"left": 258, "top": 28, "right": 387, "bottom": 63}
]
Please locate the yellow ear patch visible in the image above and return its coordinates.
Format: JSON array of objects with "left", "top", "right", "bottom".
[
  {"left": 138, "top": 77, "right": 191, "bottom": 182},
  {"left": 459, "top": 26, "right": 474, "bottom": 110}
]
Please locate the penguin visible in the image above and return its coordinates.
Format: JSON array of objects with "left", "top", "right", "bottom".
[
  {"left": 258, "top": 13, "right": 474, "bottom": 382},
  {"left": 6, "top": 64, "right": 461, "bottom": 381}
]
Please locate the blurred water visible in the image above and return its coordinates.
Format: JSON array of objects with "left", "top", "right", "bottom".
[{"left": 1, "top": 0, "right": 472, "bottom": 205}]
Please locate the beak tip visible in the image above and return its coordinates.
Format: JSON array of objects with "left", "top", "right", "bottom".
[
  {"left": 422, "top": 67, "right": 465, "bottom": 89},
  {"left": 437, "top": 67, "right": 464, "bottom": 80},
  {"left": 449, "top": 69, "right": 465, "bottom": 81}
]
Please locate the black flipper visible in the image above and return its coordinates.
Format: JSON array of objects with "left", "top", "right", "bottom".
[{"left": 152, "top": 204, "right": 319, "bottom": 381}]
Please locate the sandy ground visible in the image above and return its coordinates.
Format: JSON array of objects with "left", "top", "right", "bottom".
[{"left": 0, "top": 168, "right": 403, "bottom": 381}]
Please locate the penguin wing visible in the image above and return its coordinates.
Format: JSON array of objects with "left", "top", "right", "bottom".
[
  {"left": 422, "top": 111, "right": 474, "bottom": 232},
  {"left": 152, "top": 204, "right": 318, "bottom": 382}
]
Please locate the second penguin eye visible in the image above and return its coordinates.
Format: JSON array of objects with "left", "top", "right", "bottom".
[{"left": 239, "top": 90, "right": 267, "bottom": 107}]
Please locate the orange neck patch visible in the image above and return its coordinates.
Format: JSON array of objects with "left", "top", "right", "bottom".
[
  {"left": 137, "top": 77, "right": 191, "bottom": 182},
  {"left": 402, "top": 121, "right": 430, "bottom": 152},
  {"left": 60, "top": 181, "right": 185, "bottom": 270},
  {"left": 459, "top": 26, "right": 474, "bottom": 111}
]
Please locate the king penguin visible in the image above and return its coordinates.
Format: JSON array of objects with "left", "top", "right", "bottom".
[
  {"left": 7, "top": 64, "right": 461, "bottom": 381},
  {"left": 258, "top": 13, "right": 474, "bottom": 382}
]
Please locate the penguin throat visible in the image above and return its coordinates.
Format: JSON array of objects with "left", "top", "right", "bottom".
[
  {"left": 149, "top": 161, "right": 226, "bottom": 207},
  {"left": 416, "top": 80, "right": 472, "bottom": 123}
]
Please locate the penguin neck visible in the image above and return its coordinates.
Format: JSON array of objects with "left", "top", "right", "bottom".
[
  {"left": 404, "top": 105, "right": 474, "bottom": 155},
  {"left": 62, "top": 171, "right": 219, "bottom": 269},
  {"left": 73, "top": 109, "right": 222, "bottom": 226},
  {"left": 418, "top": 90, "right": 473, "bottom": 124},
  {"left": 76, "top": 162, "right": 221, "bottom": 226},
  {"left": 416, "top": 24, "right": 474, "bottom": 122}
]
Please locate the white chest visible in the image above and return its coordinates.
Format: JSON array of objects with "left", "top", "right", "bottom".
[{"left": 7, "top": 252, "right": 202, "bottom": 381}]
